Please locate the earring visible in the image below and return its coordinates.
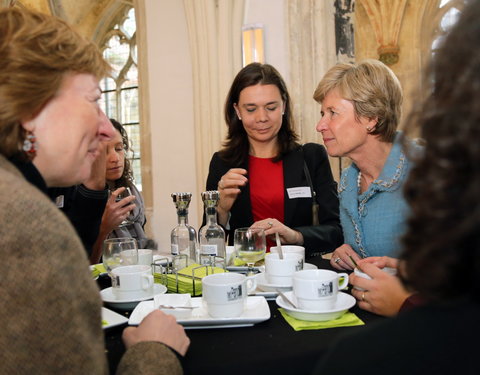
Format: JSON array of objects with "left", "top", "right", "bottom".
[
  {"left": 23, "top": 131, "right": 38, "bottom": 158},
  {"left": 238, "top": 116, "right": 242, "bottom": 120},
  {"left": 366, "top": 126, "right": 372, "bottom": 132}
]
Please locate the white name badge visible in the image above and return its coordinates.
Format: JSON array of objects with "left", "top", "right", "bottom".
[
  {"left": 55, "top": 195, "right": 64, "bottom": 208},
  {"left": 287, "top": 187, "right": 312, "bottom": 199}
]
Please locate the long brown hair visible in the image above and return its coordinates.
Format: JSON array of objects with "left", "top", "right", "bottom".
[
  {"left": 220, "top": 63, "right": 299, "bottom": 166},
  {"left": 401, "top": 0, "right": 480, "bottom": 301},
  {"left": 110, "top": 119, "right": 134, "bottom": 188}
]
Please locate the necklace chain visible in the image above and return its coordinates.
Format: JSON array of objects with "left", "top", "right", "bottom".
[{"left": 357, "top": 171, "right": 362, "bottom": 193}]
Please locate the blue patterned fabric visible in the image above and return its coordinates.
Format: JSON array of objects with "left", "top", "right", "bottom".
[{"left": 338, "top": 132, "right": 421, "bottom": 258}]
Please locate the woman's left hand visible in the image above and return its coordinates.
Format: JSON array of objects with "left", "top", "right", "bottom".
[
  {"left": 250, "top": 218, "right": 303, "bottom": 245},
  {"left": 350, "top": 261, "right": 411, "bottom": 317}
]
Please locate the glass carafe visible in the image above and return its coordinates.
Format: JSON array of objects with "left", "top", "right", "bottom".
[
  {"left": 170, "top": 192, "right": 197, "bottom": 263},
  {"left": 198, "top": 190, "right": 226, "bottom": 266}
]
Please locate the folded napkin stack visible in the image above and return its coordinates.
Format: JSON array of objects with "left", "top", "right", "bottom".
[
  {"left": 279, "top": 309, "right": 364, "bottom": 331},
  {"left": 91, "top": 264, "right": 106, "bottom": 279},
  {"left": 154, "top": 263, "right": 226, "bottom": 296}
]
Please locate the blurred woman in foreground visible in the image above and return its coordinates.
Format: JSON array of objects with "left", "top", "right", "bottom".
[
  {"left": 0, "top": 8, "right": 188, "bottom": 374},
  {"left": 315, "top": 1, "right": 480, "bottom": 373}
]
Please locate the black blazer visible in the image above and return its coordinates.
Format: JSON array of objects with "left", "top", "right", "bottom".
[{"left": 205, "top": 143, "right": 343, "bottom": 256}]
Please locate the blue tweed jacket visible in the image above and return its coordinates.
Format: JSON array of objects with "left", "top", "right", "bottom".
[{"left": 339, "top": 132, "right": 420, "bottom": 258}]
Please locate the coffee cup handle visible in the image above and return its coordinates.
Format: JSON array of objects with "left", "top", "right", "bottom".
[
  {"left": 338, "top": 273, "right": 349, "bottom": 290},
  {"left": 245, "top": 275, "right": 257, "bottom": 294},
  {"left": 142, "top": 274, "right": 154, "bottom": 290}
]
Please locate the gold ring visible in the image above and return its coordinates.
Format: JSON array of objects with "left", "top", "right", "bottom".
[
  {"left": 334, "top": 257, "right": 341, "bottom": 264},
  {"left": 268, "top": 221, "right": 273, "bottom": 227},
  {"left": 361, "top": 292, "right": 366, "bottom": 302}
]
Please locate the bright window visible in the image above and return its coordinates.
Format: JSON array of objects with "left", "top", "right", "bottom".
[{"left": 99, "top": 8, "right": 142, "bottom": 190}]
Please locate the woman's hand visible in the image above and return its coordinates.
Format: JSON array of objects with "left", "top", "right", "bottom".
[
  {"left": 101, "top": 187, "right": 136, "bottom": 233},
  {"left": 122, "top": 310, "right": 190, "bottom": 356},
  {"left": 251, "top": 218, "right": 304, "bottom": 245},
  {"left": 330, "top": 244, "right": 361, "bottom": 271},
  {"left": 349, "top": 260, "right": 410, "bottom": 317},
  {"left": 358, "top": 256, "right": 399, "bottom": 269},
  {"left": 217, "top": 168, "right": 248, "bottom": 226}
]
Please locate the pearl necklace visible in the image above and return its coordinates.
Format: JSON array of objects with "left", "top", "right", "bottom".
[{"left": 357, "top": 171, "right": 362, "bottom": 193}]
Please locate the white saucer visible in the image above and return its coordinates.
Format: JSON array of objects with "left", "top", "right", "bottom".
[
  {"left": 256, "top": 272, "right": 293, "bottom": 292},
  {"left": 100, "top": 284, "right": 167, "bottom": 311},
  {"left": 303, "top": 262, "right": 318, "bottom": 270},
  {"left": 276, "top": 291, "right": 355, "bottom": 322}
]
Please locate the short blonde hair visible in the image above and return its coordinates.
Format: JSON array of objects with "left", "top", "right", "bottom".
[
  {"left": 0, "top": 8, "right": 110, "bottom": 158},
  {"left": 313, "top": 59, "right": 403, "bottom": 142}
]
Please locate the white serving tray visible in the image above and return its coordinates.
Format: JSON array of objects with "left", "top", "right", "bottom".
[
  {"left": 102, "top": 307, "right": 128, "bottom": 329},
  {"left": 129, "top": 296, "right": 270, "bottom": 329}
]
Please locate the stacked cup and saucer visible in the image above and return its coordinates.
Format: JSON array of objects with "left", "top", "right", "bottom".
[
  {"left": 100, "top": 238, "right": 167, "bottom": 310},
  {"left": 275, "top": 269, "right": 356, "bottom": 321},
  {"left": 256, "top": 246, "right": 316, "bottom": 295}
]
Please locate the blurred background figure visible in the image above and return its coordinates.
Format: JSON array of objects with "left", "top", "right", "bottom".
[
  {"left": 205, "top": 62, "right": 343, "bottom": 257},
  {"left": 90, "top": 119, "right": 156, "bottom": 264}
]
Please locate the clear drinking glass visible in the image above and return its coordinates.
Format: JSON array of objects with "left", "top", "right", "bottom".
[
  {"left": 234, "top": 228, "right": 266, "bottom": 275},
  {"left": 102, "top": 237, "right": 138, "bottom": 274},
  {"left": 114, "top": 187, "right": 134, "bottom": 227}
]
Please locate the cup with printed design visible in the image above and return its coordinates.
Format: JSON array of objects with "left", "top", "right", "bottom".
[
  {"left": 201, "top": 272, "right": 257, "bottom": 318},
  {"left": 111, "top": 264, "right": 154, "bottom": 300},
  {"left": 293, "top": 269, "right": 349, "bottom": 311},
  {"left": 265, "top": 252, "right": 304, "bottom": 286}
]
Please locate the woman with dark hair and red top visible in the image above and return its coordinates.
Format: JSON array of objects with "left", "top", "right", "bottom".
[{"left": 205, "top": 63, "right": 343, "bottom": 256}]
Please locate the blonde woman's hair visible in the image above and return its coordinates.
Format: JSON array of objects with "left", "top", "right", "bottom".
[
  {"left": 0, "top": 7, "right": 110, "bottom": 158},
  {"left": 313, "top": 59, "right": 403, "bottom": 142}
]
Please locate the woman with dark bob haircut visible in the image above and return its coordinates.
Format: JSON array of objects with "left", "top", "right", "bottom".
[
  {"left": 315, "top": 1, "right": 480, "bottom": 373},
  {"left": 205, "top": 62, "right": 342, "bottom": 257}
]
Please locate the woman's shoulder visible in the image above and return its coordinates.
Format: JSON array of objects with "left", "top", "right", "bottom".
[{"left": 300, "top": 142, "right": 328, "bottom": 161}]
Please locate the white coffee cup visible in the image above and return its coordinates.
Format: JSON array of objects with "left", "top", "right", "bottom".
[
  {"left": 202, "top": 272, "right": 257, "bottom": 318},
  {"left": 137, "top": 249, "right": 153, "bottom": 267},
  {"left": 293, "top": 269, "right": 349, "bottom": 311},
  {"left": 265, "top": 253, "right": 303, "bottom": 286},
  {"left": 353, "top": 266, "right": 397, "bottom": 291},
  {"left": 111, "top": 265, "right": 154, "bottom": 300},
  {"left": 270, "top": 246, "right": 305, "bottom": 263}
]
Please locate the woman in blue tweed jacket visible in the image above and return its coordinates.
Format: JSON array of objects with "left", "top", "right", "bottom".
[{"left": 314, "top": 59, "right": 421, "bottom": 270}]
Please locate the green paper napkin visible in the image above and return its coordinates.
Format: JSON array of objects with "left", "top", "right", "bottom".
[
  {"left": 279, "top": 309, "right": 364, "bottom": 331},
  {"left": 91, "top": 264, "right": 106, "bottom": 278},
  {"left": 154, "top": 263, "right": 226, "bottom": 296}
]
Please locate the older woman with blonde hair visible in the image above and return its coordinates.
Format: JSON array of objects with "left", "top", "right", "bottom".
[
  {"left": 0, "top": 7, "right": 188, "bottom": 374},
  {"left": 314, "top": 59, "right": 421, "bottom": 271}
]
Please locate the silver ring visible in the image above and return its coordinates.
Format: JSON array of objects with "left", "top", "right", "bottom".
[
  {"left": 268, "top": 221, "right": 273, "bottom": 228},
  {"left": 334, "top": 257, "right": 341, "bottom": 264}
]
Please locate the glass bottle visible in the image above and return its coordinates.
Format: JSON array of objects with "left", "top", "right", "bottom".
[
  {"left": 170, "top": 192, "right": 197, "bottom": 263},
  {"left": 198, "top": 190, "right": 226, "bottom": 266}
]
